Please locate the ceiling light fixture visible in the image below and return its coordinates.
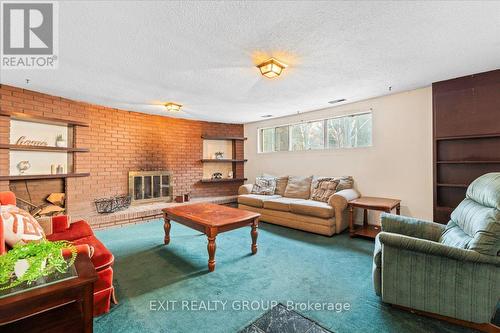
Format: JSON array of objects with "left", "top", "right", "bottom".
[
  {"left": 328, "top": 99, "right": 346, "bottom": 104},
  {"left": 257, "top": 58, "right": 287, "bottom": 78},
  {"left": 164, "top": 102, "right": 182, "bottom": 112}
]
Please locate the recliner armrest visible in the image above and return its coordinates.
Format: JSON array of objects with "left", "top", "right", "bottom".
[
  {"left": 381, "top": 213, "right": 445, "bottom": 241},
  {"left": 238, "top": 184, "right": 254, "bottom": 195},
  {"left": 378, "top": 232, "right": 500, "bottom": 266}
]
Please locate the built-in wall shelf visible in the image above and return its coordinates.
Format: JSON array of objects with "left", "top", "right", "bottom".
[
  {"left": 0, "top": 173, "right": 90, "bottom": 181},
  {"left": 0, "top": 111, "right": 89, "bottom": 127},
  {"left": 432, "top": 69, "right": 500, "bottom": 223},
  {"left": 0, "top": 144, "right": 89, "bottom": 153},
  {"left": 436, "top": 183, "right": 468, "bottom": 188},
  {"left": 435, "top": 133, "right": 500, "bottom": 141},
  {"left": 436, "top": 160, "right": 500, "bottom": 164},
  {"left": 201, "top": 135, "right": 247, "bottom": 141},
  {"left": 201, "top": 159, "right": 247, "bottom": 163},
  {"left": 200, "top": 178, "right": 247, "bottom": 183}
]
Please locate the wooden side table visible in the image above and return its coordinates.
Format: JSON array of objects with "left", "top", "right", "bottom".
[
  {"left": 0, "top": 254, "right": 97, "bottom": 333},
  {"left": 348, "top": 196, "right": 401, "bottom": 239}
]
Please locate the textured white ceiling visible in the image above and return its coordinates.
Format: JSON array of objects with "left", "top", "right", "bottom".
[{"left": 1, "top": 1, "right": 499, "bottom": 123}]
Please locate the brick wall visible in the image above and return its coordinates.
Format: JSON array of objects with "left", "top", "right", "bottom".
[{"left": 0, "top": 85, "right": 244, "bottom": 222}]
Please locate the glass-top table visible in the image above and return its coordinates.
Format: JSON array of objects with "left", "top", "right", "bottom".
[{"left": 0, "top": 263, "right": 77, "bottom": 299}]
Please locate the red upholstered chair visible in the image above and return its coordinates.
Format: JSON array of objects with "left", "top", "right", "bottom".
[{"left": 0, "top": 191, "right": 116, "bottom": 316}]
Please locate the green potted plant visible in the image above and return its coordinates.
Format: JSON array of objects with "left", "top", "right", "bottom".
[{"left": 0, "top": 240, "right": 77, "bottom": 291}]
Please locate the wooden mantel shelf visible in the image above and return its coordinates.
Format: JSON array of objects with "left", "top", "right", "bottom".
[
  {"left": 200, "top": 178, "right": 247, "bottom": 183},
  {"left": 0, "top": 173, "right": 90, "bottom": 181},
  {"left": 0, "top": 144, "right": 89, "bottom": 153}
]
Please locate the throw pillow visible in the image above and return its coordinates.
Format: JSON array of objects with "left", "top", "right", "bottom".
[
  {"left": 263, "top": 174, "right": 289, "bottom": 196},
  {"left": 311, "top": 179, "right": 339, "bottom": 202},
  {"left": 1, "top": 204, "right": 45, "bottom": 247},
  {"left": 284, "top": 176, "right": 313, "bottom": 199},
  {"left": 251, "top": 177, "right": 277, "bottom": 195}
]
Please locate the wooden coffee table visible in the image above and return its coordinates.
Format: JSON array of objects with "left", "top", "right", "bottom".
[
  {"left": 348, "top": 196, "right": 401, "bottom": 239},
  {"left": 162, "top": 203, "right": 260, "bottom": 272}
]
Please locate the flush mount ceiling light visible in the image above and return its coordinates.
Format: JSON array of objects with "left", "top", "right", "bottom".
[
  {"left": 257, "top": 58, "right": 288, "bottom": 78},
  {"left": 164, "top": 102, "right": 182, "bottom": 112}
]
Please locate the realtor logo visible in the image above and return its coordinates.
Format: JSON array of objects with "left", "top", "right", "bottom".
[{"left": 1, "top": 1, "right": 58, "bottom": 69}]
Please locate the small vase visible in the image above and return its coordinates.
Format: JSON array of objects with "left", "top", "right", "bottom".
[{"left": 55, "top": 140, "right": 66, "bottom": 148}]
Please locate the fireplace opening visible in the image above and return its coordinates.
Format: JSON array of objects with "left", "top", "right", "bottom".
[{"left": 128, "top": 171, "right": 172, "bottom": 204}]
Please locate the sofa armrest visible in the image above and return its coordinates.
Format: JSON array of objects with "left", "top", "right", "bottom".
[
  {"left": 51, "top": 215, "right": 71, "bottom": 233},
  {"left": 238, "top": 184, "right": 254, "bottom": 195},
  {"left": 61, "top": 244, "right": 92, "bottom": 259},
  {"left": 328, "top": 189, "right": 360, "bottom": 210},
  {"left": 381, "top": 213, "right": 445, "bottom": 241},
  {"left": 378, "top": 232, "right": 500, "bottom": 266}
]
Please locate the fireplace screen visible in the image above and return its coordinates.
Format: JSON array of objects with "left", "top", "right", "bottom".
[{"left": 128, "top": 171, "right": 172, "bottom": 203}]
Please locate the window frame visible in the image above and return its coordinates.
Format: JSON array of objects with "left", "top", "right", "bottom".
[{"left": 257, "top": 110, "right": 372, "bottom": 154}]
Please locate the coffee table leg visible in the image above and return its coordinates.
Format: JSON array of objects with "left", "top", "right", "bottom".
[
  {"left": 163, "top": 214, "right": 171, "bottom": 245},
  {"left": 251, "top": 218, "right": 258, "bottom": 254},
  {"left": 207, "top": 236, "right": 216, "bottom": 272}
]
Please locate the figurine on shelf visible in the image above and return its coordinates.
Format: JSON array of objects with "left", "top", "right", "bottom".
[
  {"left": 16, "top": 161, "right": 31, "bottom": 175},
  {"left": 228, "top": 171, "right": 233, "bottom": 178},
  {"left": 212, "top": 172, "right": 223, "bottom": 180},
  {"left": 214, "top": 151, "right": 224, "bottom": 160},
  {"left": 55, "top": 134, "right": 67, "bottom": 147}
]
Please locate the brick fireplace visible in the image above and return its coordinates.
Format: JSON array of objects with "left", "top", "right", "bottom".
[{"left": 0, "top": 84, "right": 245, "bottom": 227}]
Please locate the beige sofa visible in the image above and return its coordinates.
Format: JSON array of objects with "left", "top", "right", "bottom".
[{"left": 238, "top": 176, "right": 360, "bottom": 236}]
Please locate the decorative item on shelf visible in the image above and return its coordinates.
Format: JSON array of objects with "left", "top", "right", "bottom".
[
  {"left": 0, "top": 240, "right": 77, "bottom": 291},
  {"left": 55, "top": 134, "right": 66, "bottom": 147},
  {"left": 174, "top": 195, "right": 184, "bottom": 203},
  {"left": 51, "top": 164, "right": 57, "bottom": 174},
  {"left": 228, "top": 171, "right": 233, "bottom": 179},
  {"left": 16, "top": 160, "right": 31, "bottom": 175},
  {"left": 56, "top": 164, "right": 64, "bottom": 174},
  {"left": 183, "top": 193, "right": 190, "bottom": 202},
  {"left": 94, "top": 194, "right": 131, "bottom": 214},
  {"left": 15, "top": 136, "right": 48, "bottom": 146},
  {"left": 212, "top": 172, "right": 223, "bottom": 180},
  {"left": 214, "top": 151, "right": 224, "bottom": 159}
]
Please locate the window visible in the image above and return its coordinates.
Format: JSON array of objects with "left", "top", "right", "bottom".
[{"left": 258, "top": 111, "right": 372, "bottom": 153}]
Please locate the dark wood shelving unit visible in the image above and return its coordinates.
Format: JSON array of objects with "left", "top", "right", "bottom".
[
  {"left": 433, "top": 69, "right": 500, "bottom": 223},
  {"left": 200, "top": 178, "right": 247, "bottom": 183},
  {"left": 0, "top": 144, "right": 89, "bottom": 153},
  {"left": 0, "top": 173, "right": 90, "bottom": 181},
  {"left": 201, "top": 159, "right": 247, "bottom": 163}
]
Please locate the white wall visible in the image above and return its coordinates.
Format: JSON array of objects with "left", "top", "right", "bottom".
[{"left": 244, "top": 87, "right": 433, "bottom": 224}]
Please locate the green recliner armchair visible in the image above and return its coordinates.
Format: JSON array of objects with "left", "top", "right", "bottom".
[{"left": 373, "top": 172, "right": 500, "bottom": 327}]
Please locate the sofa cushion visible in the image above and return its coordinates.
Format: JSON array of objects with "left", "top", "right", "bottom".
[
  {"left": 263, "top": 197, "right": 303, "bottom": 212},
  {"left": 263, "top": 174, "right": 289, "bottom": 196},
  {"left": 290, "top": 200, "right": 334, "bottom": 219},
  {"left": 1, "top": 204, "right": 45, "bottom": 246},
  {"left": 310, "top": 176, "right": 353, "bottom": 197},
  {"left": 440, "top": 198, "right": 500, "bottom": 256},
  {"left": 238, "top": 194, "right": 281, "bottom": 208},
  {"left": 284, "top": 176, "right": 313, "bottom": 199},
  {"left": 311, "top": 179, "right": 339, "bottom": 202},
  {"left": 251, "top": 177, "right": 276, "bottom": 195}
]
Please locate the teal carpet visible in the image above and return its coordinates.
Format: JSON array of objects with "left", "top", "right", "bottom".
[{"left": 94, "top": 220, "right": 481, "bottom": 333}]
